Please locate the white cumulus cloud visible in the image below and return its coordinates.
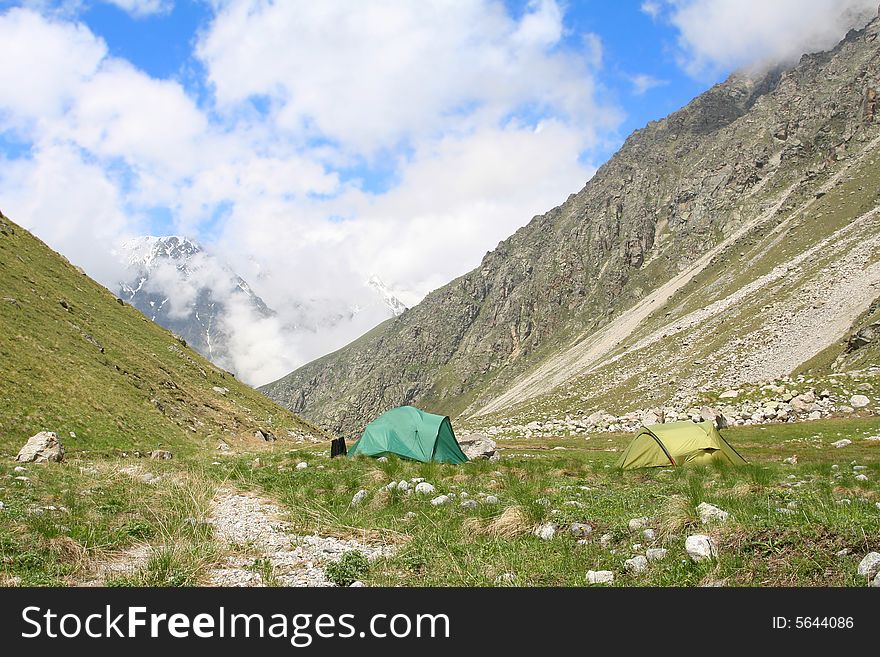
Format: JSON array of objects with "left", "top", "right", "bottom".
[
  {"left": 102, "top": 0, "right": 172, "bottom": 18},
  {"left": 659, "top": 0, "right": 878, "bottom": 77}
]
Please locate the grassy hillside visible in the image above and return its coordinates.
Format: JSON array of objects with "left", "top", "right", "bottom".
[{"left": 0, "top": 211, "right": 324, "bottom": 457}]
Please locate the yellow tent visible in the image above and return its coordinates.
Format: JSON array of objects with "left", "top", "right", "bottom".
[{"left": 616, "top": 420, "right": 747, "bottom": 469}]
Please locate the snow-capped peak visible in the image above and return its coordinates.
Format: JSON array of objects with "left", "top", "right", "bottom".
[
  {"left": 367, "top": 274, "right": 407, "bottom": 316},
  {"left": 119, "top": 235, "right": 202, "bottom": 269}
]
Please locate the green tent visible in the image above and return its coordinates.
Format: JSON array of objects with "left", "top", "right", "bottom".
[
  {"left": 348, "top": 406, "right": 469, "bottom": 464},
  {"left": 615, "top": 420, "right": 747, "bottom": 469}
]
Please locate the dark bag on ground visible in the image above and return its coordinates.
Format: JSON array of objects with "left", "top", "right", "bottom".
[{"left": 330, "top": 437, "right": 347, "bottom": 458}]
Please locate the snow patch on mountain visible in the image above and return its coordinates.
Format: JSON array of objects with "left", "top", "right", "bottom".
[
  {"left": 367, "top": 274, "right": 407, "bottom": 316},
  {"left": 116, "top": 236, "right": 407, "bottom": 386}
]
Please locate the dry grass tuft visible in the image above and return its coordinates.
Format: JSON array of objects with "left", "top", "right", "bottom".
[
  {"left": 477, "top": 506, "right": 533, "bottom": 539},
  {"left": 727, "top": 482, "right": 758, "bottom": 497},
  {"left": 657, "top": 494, "right": 696, "bottom": 540},
  {"left": 461, "top": 517, "right": 484, "bottom": 536},
  {"left": 369, "top": 489, "right": 391, "bottom": 510},
  {"left": 48, "top": 536, "right": 87, "bottom": 564},
  {"left": 365, "top": 469, "right": 387, "bottom": 485}
]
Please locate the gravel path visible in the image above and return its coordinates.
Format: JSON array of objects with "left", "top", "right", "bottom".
[{"left": 207, "top": 489, "right": 394, "bottom": 587}]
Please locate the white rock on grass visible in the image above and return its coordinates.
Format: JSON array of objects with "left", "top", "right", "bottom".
[
  {"left": 857, "top": 552, "right": 880, "bottom": 580},
  {"left": 377, "top": 456, "right": 389, "bottom": 463},
  {"left": 855, "top": 474, "right": 869, "bottom": 481},
  {"left": 484, "top": 495, "right": 499, "bottom": 505},
  {"left": 850, "top": 395, "right": 870, "bottom": 408},
  {"left": 13, "top": 466, "right": 25, "bottom": 473},
  {"left": 642, "top": 528, "right": 657, "bottom": 541},
  {"left": 599, "top": 533, "right": 614, "bottom": 548},
  {"left": 351, "top": 490, "right": 368, "bottom": 506},
  {"left": 296, "top": 462, "right": 308, "bottom": 470},
  {"left": 16, "top": 432, "right": 64, "bottom": 463},
  {"left": 0, "top": 502, "right": 5, "bottom": 510},
  {"left": 873, "top": 573, "right": 880, "bottom": 588},
  {"left": 349, "top": 581, "right": 365, "bottom": 587},
  {"left": 624, "top": 556, "right": 648, "bottom": 573},
  {"left": 397, "top": 480, "right": 410, "bottom": 491},
  {"left": 534, "top": 523, "right": 556, "bottom": 540},
  {"left": 570, "top": 523, "right": 593, "bottom": 538},
  {"left": 697, "top": 502, "right": 729, "bottom": 524},
  {"left": 415, "top": 482, "right": 435, "bottom": 495},
  {"left": 431, "top": 495, "right": 450, "bottom": 506},
  {"left": 628, "top": 517, "right": 649, "bottom": 531},
  {"left": 646, "top": 548, "right": 668, "bottom": 561},
  {"left": 685, "top": 534, "right": 717, "bottom": 562},
  {"left": 460, "top": 499, "right": 478, "bottom": 509},
  {"left": 831, "top": 439, "right": 852, "bottom": 448},
  {"left": 783, "top": 456, "right": 798, "bottom": 465},
  {"left": 586, "top": 570, "right": 614, "bottom": 584}
]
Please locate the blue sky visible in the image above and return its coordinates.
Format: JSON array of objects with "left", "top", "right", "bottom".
[{"left": 0, "top": 0, "right": 875, "bottom": 382}]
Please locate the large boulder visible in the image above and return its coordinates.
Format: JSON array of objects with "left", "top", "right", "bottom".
[
  {"left": 642, "top": 410, "right": 661, "bottom": 425},
  {"left": 254, "top": 429, "right": 276, "bottom": 442},
  {"left": 457, "top": 433, "right": 497, "bottom": 459},
  {"left": 850, "top": 395, "right": 870, "bottom": 408},
  {"left": 791, "top": 395, "right": 814, "bottom": 413},
  {"left": 16, "top": 432, "right": 64, "bottom": 463},
  {"left": 699, "top": 406, "right": 728, "bottom": 429}
]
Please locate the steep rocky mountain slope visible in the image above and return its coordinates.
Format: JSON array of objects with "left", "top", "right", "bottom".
[
  {"left": 262, "top": 14, "right": 880, "bottom": 436},
  {"left": 0, "top": 213, "right": 322, "bottom": 455}
]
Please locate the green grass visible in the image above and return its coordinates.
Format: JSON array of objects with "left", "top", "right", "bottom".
[
  {"left": 0, "top": 456, "right": 219, "bottom": 585},
  {"left": 1, "top": 416, "right": 877, "bottom": 586},
  {"left": 197, "top": 417, "right": 880, "bottom": 587}
]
